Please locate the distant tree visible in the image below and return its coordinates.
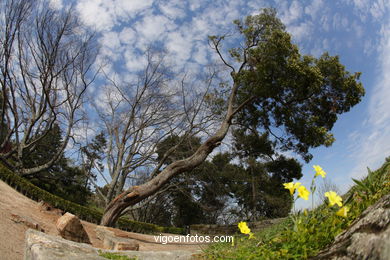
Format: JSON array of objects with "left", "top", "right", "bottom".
[
  {"left": 0, "top": 93, "right": 9, "bottom": 152},
  {"left": 231, "top": 129, "right": 301, "bottom": 220},
  {"left": 23, "top": 124, "right": 91, "bottom": 205},
  {"left": 80, "top": 132, "right": 108, "bottom": 203},
  {"left": 0, "top": 0, "right": 97, "bottom": 175},
  {"left": 125, "top": 136, "right": 233, "bottom": 226},
  {"left": 100, "top": 8, "right": 364, "bottom": 226},
  {"left": 155, "top": 135, "right": 222, "bottom": 226}
]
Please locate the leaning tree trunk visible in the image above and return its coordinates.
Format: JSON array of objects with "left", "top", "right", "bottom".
[
  {"left": 100, "top": 77, "right": 243, "bottom": 227},
  {"left": 100, "top": 125, "right": 230, "bottom": 226}
]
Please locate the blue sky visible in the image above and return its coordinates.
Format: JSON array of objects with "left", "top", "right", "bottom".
[{"left": 53, "top": 0, "right": 389, "bottom": 209}]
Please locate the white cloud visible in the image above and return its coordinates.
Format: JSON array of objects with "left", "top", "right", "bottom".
[
  {"left": 348, "top": 18, "right": 390, "bottom": 179},
  {"left": 287, "top": 22, "right": 313, "bottom": 42},
  {"left": 280, "top": 1, "right": 303, "bottom": 25},
  {"left": 76, "top": 0, "right": 153, "bottom": 31},
  {"left": 159, "top": 1, "right": 186, "bottom": 19},
  {"left": 114, "top": 0, "right": 153, "bottom": 20},
  {"left": 304, "top": 0, "right": 323, "bottom": 19},
  {"left": 320, "top": 14, "right": 330, "bottom": 32},
  {"left": 166, "top": 31, "right": 192, "bottom": 67},
  {"left": 124, "top": 50, "right": 148, "bottom": 71},
  {"left": 76, "top": 0, "right": 115, "bottom": 31},
  {"left": 192, "top": 43, "right": 209, "bottom": 65},
  {"left": 369, "top": 24, "right": 390, "bottom": 128},
  {"left": 189, "top": 1, "right": 207, "bottom": 12},
  {"left": 369, "top": 0, "right": 387, "bottom": 20},
  {"left": 119, "top": 27, "right": 136, "bottom": 45},
  {"left": 49, "top": 0, "right": 63, "bottom": 9},
  {"left": 135, "top": 15, "right": 175, "bottom": 41}
]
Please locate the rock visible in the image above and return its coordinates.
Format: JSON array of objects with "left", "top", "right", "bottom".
[
  {"left": 24, "top": 229, "right": 199, "bottom": 260},
  {"left": 56, "top": 213, "right": 91, "bottom": 244},
  {"left": 312, "top": 193, "right": 390, "bottom": 260},
  {"left": 24, "top": 229, "right": 106, "bottom": 260},
  {"left": 38, "top": 201, "right": 63, "bottom": 216},
  {"left": 11, "top": 213, "right": 45, "bottom": 232},
  {"left": 95, "top": 226, "right": 139, "bottom": 251},
  {"left": 113, "top": 250, "right": 203, "bottom": 260}
]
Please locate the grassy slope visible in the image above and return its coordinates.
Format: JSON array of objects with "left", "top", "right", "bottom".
[{"left": 203, "top": 158, "right": 390, "bottom": 260}]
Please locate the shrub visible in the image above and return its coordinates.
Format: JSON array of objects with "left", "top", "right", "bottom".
[{"left": 0, "top": 164, "right": 184, "bottom": 234}]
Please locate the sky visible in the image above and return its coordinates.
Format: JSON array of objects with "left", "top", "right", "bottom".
[{"left": 53, "top": 0, "right": 390, "bottom": 209}]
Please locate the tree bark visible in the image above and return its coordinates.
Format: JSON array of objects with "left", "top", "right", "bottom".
[
  {"left": 100, "top": 76, "right": 240, "bottom": 226},
  {"left": 100, "top": 126, "right": 229, "bottom": 226}
]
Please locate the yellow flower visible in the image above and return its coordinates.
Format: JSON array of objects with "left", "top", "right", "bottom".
[
  {"left": 238, "top": 222, "right": 251, "bottom": 235},
  {"left": 297, "top": 185, "right": 310, "bottom": 200},
  {"left": 336, "top": 206, "right": 349, "bottom": 218},
  {"left": 249, "top": 232, "right": 255, "bottom": 239},
  {"left": 313, "top": 165, "right": 326, "bottom": 178},
  {"left": 283, "top": 182, "right": 301, "bottom": 195},
  {"left": 324, "top": 191, "right": 343, "bottom": 207}
]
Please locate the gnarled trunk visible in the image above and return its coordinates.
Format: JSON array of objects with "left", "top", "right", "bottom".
[
  {"left": 100, "top": 130, "right": 229, "bottom": 226},
  {"left": 100, "top": 76, "right": 242, "bottom": 226}
]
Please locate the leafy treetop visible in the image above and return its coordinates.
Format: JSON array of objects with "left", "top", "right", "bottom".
[{"left": 213, "top": 8, "right": 365, "bottom": 162}]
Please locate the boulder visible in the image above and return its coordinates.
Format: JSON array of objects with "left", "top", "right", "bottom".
[
  {"left": 24, "top": 229, "right": 199, "bottom": 260},
  {"left": 312, "top": 193, "right": 390, "bottom": 260},
  {"left": 24, "top": 229, "right": 105, "bottom": 260},
  {"left": 56, "top": 213, "right": 91, "bottom": 244},
  {"left": 95, "top": 226, "right": 139, "bottom": 251}
]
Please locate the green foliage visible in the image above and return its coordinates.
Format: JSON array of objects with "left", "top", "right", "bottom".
[
  {"left": 21, "top": 124, "right": 91, "bottom": 205},
  {"left": 203, "top": 160, "right": 390, "bottom": 259},
  {"left": 156, "top": 135, "right": 202, "bottom": 165},
  {"left": 229, "top": 8, "right": 364, "bottom": 162},
  {"left": 98, "top": 251, "right": 135, "bottom": 260},
  {"left": 154, "top": 136, "right": 232, "bottom": 226},
  {"left": 0, "top": 91, "right": 10, "bottom": 152},
  {"left": 0, "top": 163, "right": 184, "bottom": 235},
  {"left": 151, "top": 133, "right": 303, "bottom": 225},
  {"left": 80, "top": 132, "right": 107, "bottom": 188},
  {"left": 344, "top": 163, "right": 390, "bottom": 210},
  {"left": 231, "top": 129, "right": 302, "bottom": 220}
]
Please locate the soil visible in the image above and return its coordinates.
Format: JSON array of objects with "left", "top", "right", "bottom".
[{"left": 0, "top": 180, "right": 204, "bottom": 260}]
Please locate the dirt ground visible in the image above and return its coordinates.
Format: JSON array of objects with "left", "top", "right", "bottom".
[{"left": 0, "top": 180, "right": 204, "bottom": 260}]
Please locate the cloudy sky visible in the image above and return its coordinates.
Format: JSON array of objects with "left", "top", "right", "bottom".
[{"left": 55, "top": 0, "right": 389, "bottom": 208}]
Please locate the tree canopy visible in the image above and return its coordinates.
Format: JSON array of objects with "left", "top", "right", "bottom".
[{"left": 227, "top": 8, "right": 364, "bottom": 162}]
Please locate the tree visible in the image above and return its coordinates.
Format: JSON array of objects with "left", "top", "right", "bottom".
[
  {"left": 23, "top": 124, "right": 91, "bottom": 205},
  {"left": 0, "top": 93, "right": 9, "bottom": 152},
  {"left": 89, "top": 49, "right": 179, "bottom": 205},
  {"left": 230, "top": 129, "right": 301, "bottom": 220},
  {"left": 89, "top": 47, "right": 217, "bottom": 211},
  {"left": 0, "top": 0, "right": 97, "bottom": 175},
  {"left": 118, "top": 135, "right": 224, "bottom": 226},
  {"left": 80, "top": 132, "right": 107, "bottom": 202},
  {"left": 154, "top": 136, "right": 230, "bottom": 226},
  {"left": 100, "top": 8, "right": 364, "bottom": 226}
]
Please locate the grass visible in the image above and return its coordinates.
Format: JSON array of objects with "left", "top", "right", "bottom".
[
  {"left": 98, "top": 251, "right": 136, "bottom": 260},
  {"left": 202, "top": 158, "right": 390, "bottom": 260}
]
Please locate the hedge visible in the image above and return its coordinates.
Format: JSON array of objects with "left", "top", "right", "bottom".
[{"left": 0, "top": 164, "right": 184, "bottom": 235}]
